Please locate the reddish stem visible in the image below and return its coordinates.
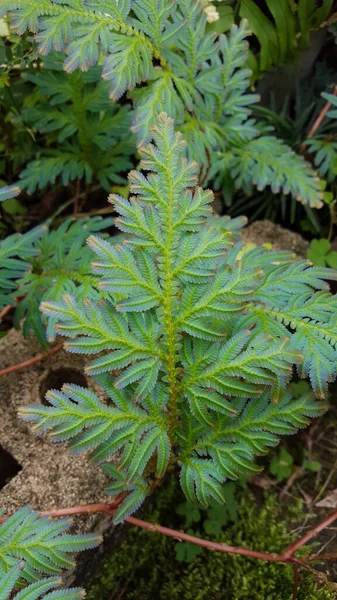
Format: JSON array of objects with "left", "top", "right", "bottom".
[
  {"left": 0, "top": 304, "right": 13, "bottom": 320},
  {"left": 0, "top": 501, "right": 335, "bottom": 571},
  {"left": 126, "top": 514, "right": 283, "bottom": 561},
  {"left": 0, "top": 342, "right": 64, "bottom": 377},
  {"left": 299, "top": 85, "right": 337, "bottom": 152}
]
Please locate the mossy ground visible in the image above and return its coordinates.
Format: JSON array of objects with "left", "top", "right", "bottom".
[{"left": 86, "top": 479, "right": 336, "bottom": 600}]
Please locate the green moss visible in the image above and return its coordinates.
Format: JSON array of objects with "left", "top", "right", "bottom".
[{"left": 86, "top": 483, "right": 336, "bottom": 600}]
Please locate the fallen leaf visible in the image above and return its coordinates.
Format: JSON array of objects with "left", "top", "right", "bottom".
[{"left": 316, "top": 489, "right": 337, "bottom": 508}]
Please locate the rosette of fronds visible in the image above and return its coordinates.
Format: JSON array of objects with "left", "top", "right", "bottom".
[
  {"left": 20, "top": 114, "right": 336, "bottom": 522},
  {"left": 2, "top": 2, "right": 322, "bottom": 208},
  {"left": 12, "top": 51, "right": 135, "bottom": 194}
]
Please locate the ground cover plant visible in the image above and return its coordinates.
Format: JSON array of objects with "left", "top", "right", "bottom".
[
  {"left": 1, "top": 1, "right": 337, "bottom": 599},
  {"left": 0, "top": 115, "right": 337, "bottom": 598},
  {"left": 21, "top": 113, "right": 337, "bottom": 520}
]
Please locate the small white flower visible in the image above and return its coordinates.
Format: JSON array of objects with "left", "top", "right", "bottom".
[{"left": 204, "top": 4, "right": 220, "bottom": 23}]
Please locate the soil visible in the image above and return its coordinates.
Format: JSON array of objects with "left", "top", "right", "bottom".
[{"left": 241, "top": 220, "right": 310, "bottom": 257}]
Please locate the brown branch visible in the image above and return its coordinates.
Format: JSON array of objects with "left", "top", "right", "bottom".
[
  {"left": 299, "top": 85, "right": 337, "bottom": 152},
  {"left": 125, "top": 514, "right": 285, "bottom": 562},
  {"left": 1, "top": 501, "right": 336, "bottom": 567},
  {"left": 73, "top": 206, "right": 115, "bottom": 220},
  {"left": 0, "top": 500, "right": 297, "bottom": 563},
  {"left": 306, "top": 552, "right": 337, "bottom": 563},
  {"left": 0, "top": 342, "right": 64, "bottom": 377}
]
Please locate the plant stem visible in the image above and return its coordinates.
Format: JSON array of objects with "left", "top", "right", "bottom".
[
  {"left": 0, "top": 304, "right": 14, "bottom": 320},
  {"left": 1, "top": 501, "right": 336, "bottom": 569},
  {"left": 161, "top": 165, "right": 179, "bottom": 442},
  {"left": 0, "top": 342, "right": 64, "bottom": 377},
  {"left": 124, "top": 514, "right": 289, "bottom": 562},
  {"left": 299, "top": 85, "right": 337, "bottom": 152}
]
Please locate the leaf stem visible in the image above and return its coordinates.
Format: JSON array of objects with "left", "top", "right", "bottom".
[{"left": 161, "top": 164, "right": 179, "bottom": 442}]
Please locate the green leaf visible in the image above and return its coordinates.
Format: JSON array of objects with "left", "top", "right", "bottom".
[
  {"left": 1, "top": 197, "right": 26, "bottom": 215},
  {"left": 174, "top": 534, "right": 203, "bottom": 563},
  {"left": 326, "top": 251, "right": 337, "bottom": 269},
  {"left": 176, "top": 502, "right": 201, "bottom": 528},
  {"left": 269, "top": 448, "right": 294, "bottom": 482},
  {"left": 113, "top": 488, "right": 148, "bottom": 524},
  {"left": 239, "top": 0, "right": 279, "bottom": 70},
  {"left": 265, "top": 0, "right": 297, "bottom": 62},
  {"left": 307, "top": 238, "right": 331, "bottom": 263},
  {"left": 298, "top": 0, "right": 316, "bottom": 48},
  {"left": 302, "top": 458, "right": 321, "bottom": 472},
  {"left": 313, "top": 0, "right": 334, "bottom": 26}
]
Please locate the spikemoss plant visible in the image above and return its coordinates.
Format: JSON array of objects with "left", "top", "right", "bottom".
[{"left": 20, "top": 113, "right": 337, "bottom": 522}]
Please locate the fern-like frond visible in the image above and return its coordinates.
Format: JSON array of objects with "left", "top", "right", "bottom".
[
  {"left": 14, "top": 55, "right": 134, "bottom": 193},
  {"left": 0, "top": 185, "right": 21, "bottom": 202},
  {"left": 19, "top": 153, "right": 93, "bottom": 194},
  {"left": 18, "top": 114, "right": 330, "bottom": 520},
  {"left": 304, "top": 137, "right": 337, "bottom": 182},
  {"left": 19, "top": 381, "right": 170, "bottom": 493},
  {"left": 236, "top": 248, "right": 337, "bottom": 397},
  {"left": 3, "top": 3, "right": 322, "bottom": 208},
  {"left": 0, "top": 225, "right": 46, "bottom": 311},
  {"left": 212, "top": 136, "right": 323, "bottom": 208},
  {"left": 19, "top": 381, "right": 169, "bottom": 460},
  {"left": 0, "top": 565, "right": 84, "bottom": 600},
  {"left": 11, "top": 217, "right": 112, "bottom": 346},
  {"left": 0, "top": 506, "right": 99, "bottom": 586},
  {"left": 178, "top": 389, "right": 325, "bottom": 504}
]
